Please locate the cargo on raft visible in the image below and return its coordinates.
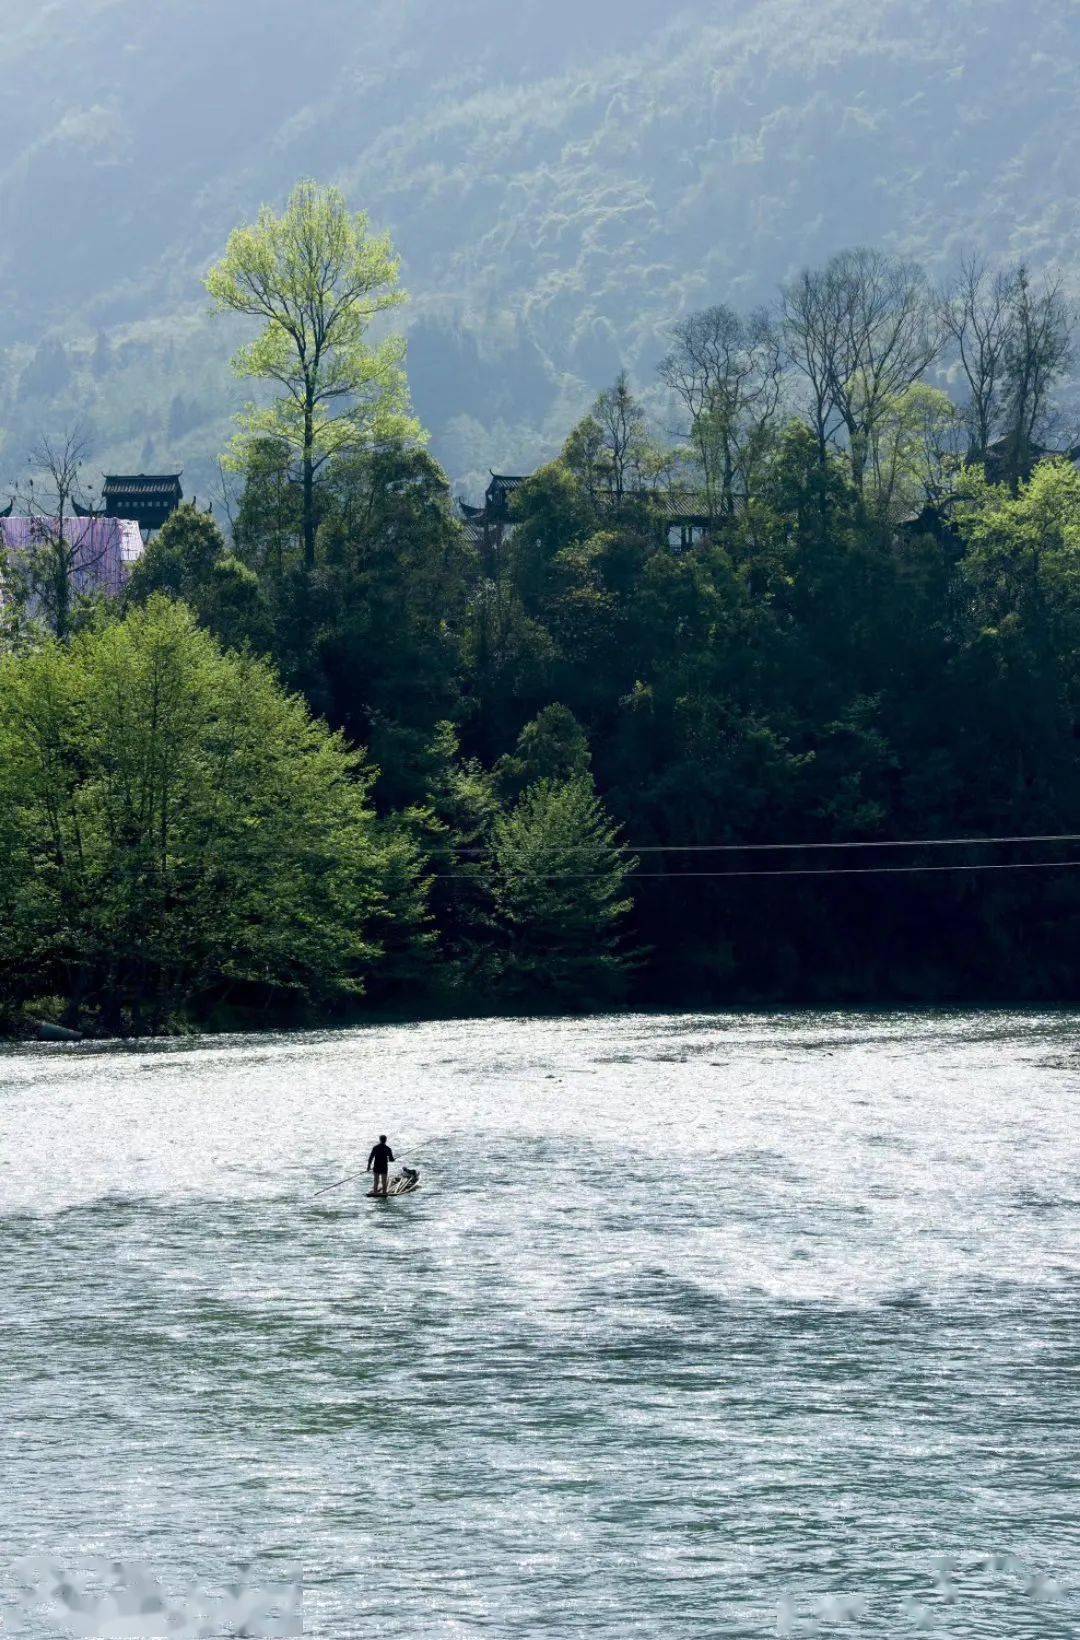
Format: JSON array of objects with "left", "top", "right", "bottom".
[{"left": 369, "top": 1167, "right": 421, "bottom": 1199}]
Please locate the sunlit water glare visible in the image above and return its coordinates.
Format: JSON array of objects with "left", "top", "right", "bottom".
[{"left": 1, "top": 1012, "right": 1077, "bottom": 1636}]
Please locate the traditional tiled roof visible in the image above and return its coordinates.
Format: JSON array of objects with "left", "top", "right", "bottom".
[
  {"left": 98, "top": 473, "right": 183, "bottom": 532},
  {"left": 593, "top": 489, "right": 713, "bottom": 524},
  {"left": 655, "top": 494, "right": 714, "bottom": 524},
  {"left": 979, "top": 438, "right": 1080, "bottom": 484},
  {"left": 486, "top": 473, "right": 526, "bottom": 514},
  {"left": 102, "top": 473, "right": 183, "bottom": 500}
]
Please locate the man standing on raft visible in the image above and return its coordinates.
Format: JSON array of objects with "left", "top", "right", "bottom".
[{"left": 367, "top": 1134, "right": 394, "bottom": 1198}]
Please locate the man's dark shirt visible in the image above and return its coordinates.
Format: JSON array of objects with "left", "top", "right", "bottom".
[{"left": 368, "top": 1142, "right": 394, "bottom": 1175}]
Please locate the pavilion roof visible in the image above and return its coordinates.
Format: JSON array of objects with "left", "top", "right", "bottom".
[
  {"left": 486, "top": 473, "right": 526, "bottom": 502},
  {"left": 102, "top": 473, "right": 183, "bottom": 500}
]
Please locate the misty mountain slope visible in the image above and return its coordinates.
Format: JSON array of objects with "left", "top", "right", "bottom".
[{"left": 0, "top": 0, "right": 1076, "bottom": 500}]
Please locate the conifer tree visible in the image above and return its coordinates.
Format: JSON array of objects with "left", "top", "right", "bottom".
[{"left": 491, "top": 776, "right": 636, "bottom": 1007}]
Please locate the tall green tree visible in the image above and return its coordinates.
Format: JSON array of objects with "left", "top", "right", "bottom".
[
  {"left": 947, "top": 461, "right": 1080, "bottom": 824},
  {"left": 0, "top": 598, "right": 401, "bottom": 1031},
  {"left": 416, "top": 720, "right": 502, "bottom": 997},
  {"left": 495, "top": 703, "right": 592, "bottom": 800},
  {"left": 491, "top": 776, "right": 636, "bottom": 1007},
  {"left": 206, "top": 181, "right": 419, "bottom": 570},
  {"left": 231, "top": 436, "right": 303, "bottom": 582},
  {"left": 126, "top": 502, "right": 273, "bottom": 653},
  {"left": 309, "top": 445, "right": 475, "bottom": 803},
  {"left": 125, "top": 502, "right": 226, "bottom": 602}
]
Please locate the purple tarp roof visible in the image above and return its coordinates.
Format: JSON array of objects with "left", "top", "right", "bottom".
[{"left": 0, "top": 517, "right": 144, "bottom": 600}]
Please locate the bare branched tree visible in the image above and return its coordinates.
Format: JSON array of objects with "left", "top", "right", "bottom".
[
  {"left": 15, "top": 428, "right": 101, "bottom": 639},
  {"left": 593, "top": 372, "right": 650, "bottom": 503},
  {"left": 215, "top": 457, "right": 240, "bottom": 542},
  {"left": 940, "top": 254, "right": 1017, "bottom": 464},
  {"left": 1000, "top": 265, "right": 1073, "bottom": 490},
  {"left": 782, "top": 249, "right": 942, "bottom": 504},
  {"left": 780, "top": 266, "right": 847, "bottom": 468},
  {"left": 828, "top": 249, "right": 942, "bottom": 498},
  {"left": 658, "top": 304, "right": 783, "bottom": 520}
]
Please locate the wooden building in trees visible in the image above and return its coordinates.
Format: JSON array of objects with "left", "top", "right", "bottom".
[
  {"left": 459, "top": 470, "right": 710, "bottom": 554},
  {"left": 980, "top": 436, "right": 1080, "bottom": 488},
  {"left": 75, "top": 473, "right": 183, "bottom": 537},
  {"left": 483, "top": 473, "right": 527, "bottom": 521},
  {"left": 459, "top": 474, "right": 527, "bottom": 564}
]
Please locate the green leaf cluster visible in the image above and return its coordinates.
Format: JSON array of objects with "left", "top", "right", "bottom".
[
  {"left": 0, "top": 597, "right": 400, "bottom": 1031},
  {"left": 207, "top": 181, "right": 419, "bottom": 471},
  {"left": 491, "top": 776, "right": 637, "bottom": 1007}
]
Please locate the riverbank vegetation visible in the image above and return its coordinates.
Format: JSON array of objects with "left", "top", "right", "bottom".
[{"left": 2, "top": 185, "right": 1078, "bottom": 1034}]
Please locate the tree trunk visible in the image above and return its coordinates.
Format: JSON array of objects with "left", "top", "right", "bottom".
[
  {"left": 302, "top": 399, "right": 316, "bottom": 570},
  {"left": 54, "top": 555, "right": 70, "bottom": 641},
  {"left": 848, "top": 425, "right": 867, "bottom": 497},
  {"left": 54, "top": 500, "right": 71, "bottom": 641}
]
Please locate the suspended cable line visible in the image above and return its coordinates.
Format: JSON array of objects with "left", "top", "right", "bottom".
[
  {"left": 433, "top": 859, "right": 1080, "bottom": 881},
  {"left": 434, "top": 832, "right": 1080, "bottom": 856}
]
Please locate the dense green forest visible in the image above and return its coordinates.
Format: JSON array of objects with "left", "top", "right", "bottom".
[
  {"left": 2, "top": 185, "right": 1078, "bottom": 1035},
  {"left": 2, "top": 0, "right": 1077, "bottom": 498}
]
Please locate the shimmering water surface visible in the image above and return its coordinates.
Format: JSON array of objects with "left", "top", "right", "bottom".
[{"left": 1, "top": 1012, "right": 1077, "bottom": 1637}]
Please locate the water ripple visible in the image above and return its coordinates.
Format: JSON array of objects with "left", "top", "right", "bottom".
[{"left": 1, "top": 1011, "right": 1078, "bottom": 1636}]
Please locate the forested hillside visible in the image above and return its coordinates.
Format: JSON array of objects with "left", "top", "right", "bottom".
[
  {"left": 1, "top": 0, "right": 1077, "bottom": 499},
  {"left": 2, "top": 181, "right": 1078, "bottom": 1034}
]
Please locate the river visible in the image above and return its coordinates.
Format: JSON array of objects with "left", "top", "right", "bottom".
[{"left": 0, "top": 1012, "right": 1077, "bottom": 1636}]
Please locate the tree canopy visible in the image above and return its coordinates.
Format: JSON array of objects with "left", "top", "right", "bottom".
[
  {"left": 0, "top": 598, "right": 399, "bottom": 1032},
  {"left": 207, "top": 181, "right": 420, "bottom": 568},
  {"left": 4, "top": 220, "right": 1080, "bottom": 1031}
]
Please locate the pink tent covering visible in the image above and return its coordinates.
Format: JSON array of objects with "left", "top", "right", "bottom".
[{"left": 0, "top": 516, "right": 144, "bottom": 600}]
